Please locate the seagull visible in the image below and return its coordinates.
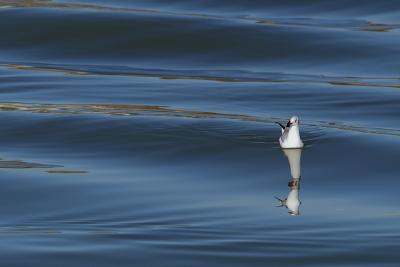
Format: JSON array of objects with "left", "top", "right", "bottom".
[{"left": 276, "top": 116, "right": 304, "bottom": 149}]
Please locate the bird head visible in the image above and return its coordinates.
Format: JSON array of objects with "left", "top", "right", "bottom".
[{"left": 286, "top": 116, "right": 299, "bottom": 127}]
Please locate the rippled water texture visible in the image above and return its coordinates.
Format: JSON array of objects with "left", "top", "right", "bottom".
[{"left": 1, "top": 1, "right": 400, "bottom": 266}]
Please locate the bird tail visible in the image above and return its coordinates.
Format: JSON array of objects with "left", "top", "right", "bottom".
[
  {"left": 275, "top": 122, "right": 285, "bottom": 134},
  {"left": 275, "top": 121, "right": 285, "bottom": 129}
]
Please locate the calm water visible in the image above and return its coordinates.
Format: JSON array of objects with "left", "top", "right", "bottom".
[{"left": 1, "top": 1, "right": 400, "bottom": 266}]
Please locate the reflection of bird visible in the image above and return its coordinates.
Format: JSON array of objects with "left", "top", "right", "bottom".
[
  {"left": 282, "top": 148, "right": 302, "bottom": 179},
  {"left": 276, "top": 116, "right": 304, "bottom": 148},
  {"left": 275, "top": 181, "right": 301, "bottom": 216},
  {"left": 275, "top": 148, "right": 302, "bottom": 216}
]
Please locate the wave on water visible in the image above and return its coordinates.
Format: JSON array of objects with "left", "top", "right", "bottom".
[
  {"left": 0, "top": 101, "right": 398, "bottom": 138},
  {"left": 2, "top": 0, "right": 400, "bottom": 78},
  {"left": 1, "top": 63, "right": 400, "bottom": 89},
  {"left": 1, "top": 0, "right": 400, "bottom": 33}
]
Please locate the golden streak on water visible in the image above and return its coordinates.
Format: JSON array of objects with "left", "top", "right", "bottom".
[
  {"left": 329, "top": 81, "right": 400, "bottom": 89},
  {"left": 46, "top": 170, "right": 88, "bottom": 174},
  {"left": 0, "top": 102, "right": 261, "bottom": 122},
  {"left": 0, "top": 159, "right": 62, "bottom": 169},
  {"left": 0, "top": 157, "right": 86, "bottom": 173},
  {"left": 1, "top": 63, "right": 399, "bottom": 88},
  {"left": 0, "top": 102, "right": 400, "bottom": 138},
  {"left": 357, "top": 22, "right": 400, "bottom": 33},
  {"left": 0, "top": 0, "right": 249, "bottom": 23},
  {"left": 256, "top": 20, "right": 274, "bottom": 25}
]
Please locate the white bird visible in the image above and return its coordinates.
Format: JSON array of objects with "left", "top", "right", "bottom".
[{"left": 276, "top": 116, "right": 304, "bottom": 148}]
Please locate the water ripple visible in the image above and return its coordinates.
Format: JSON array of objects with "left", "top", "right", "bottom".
[
  {"left": 0, "top": 101, "right": 398, "bottom": 138},
  {"left": 1, "top": 63, "right": 399, "bottom": 89},
  {"left": 2, "top": 0, "right": 399, "bottom": 34}
]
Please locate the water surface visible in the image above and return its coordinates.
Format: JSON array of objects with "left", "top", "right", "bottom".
[{"left": 1, "top": 1, "right": 400, "bottom": 266}]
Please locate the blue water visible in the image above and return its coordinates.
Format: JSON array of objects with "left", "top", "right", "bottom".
[{"left": 0, "top": 1, "right": 400, "bottom": 266}]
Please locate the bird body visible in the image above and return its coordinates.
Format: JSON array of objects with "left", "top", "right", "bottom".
[{"left": 277, "top": 116, "right": 304, "bottom": 148}]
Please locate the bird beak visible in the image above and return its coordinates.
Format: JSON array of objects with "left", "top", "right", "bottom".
[{"left": 286, "top": 120, "right": 291, "bottom": 127}]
